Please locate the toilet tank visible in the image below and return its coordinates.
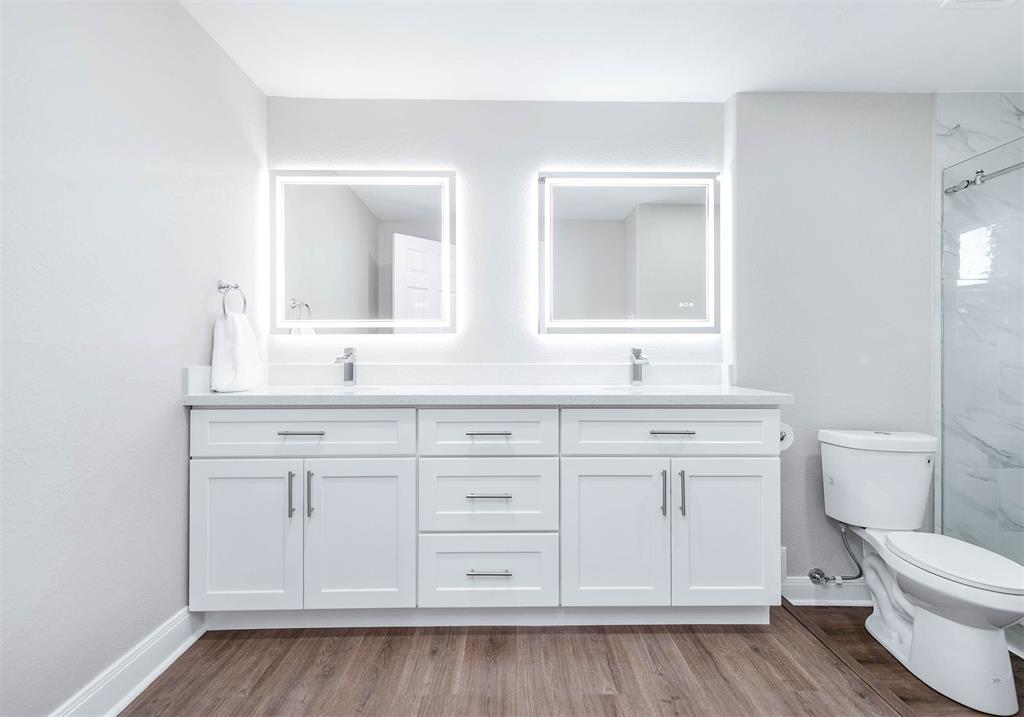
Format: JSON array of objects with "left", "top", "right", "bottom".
[{"left": 818, "top": 430, "right": 938, "bottom": 530}]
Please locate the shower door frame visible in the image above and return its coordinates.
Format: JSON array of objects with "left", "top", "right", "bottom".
[{"left": 937, "top": 135, "right": 1024, "bottom": 538}]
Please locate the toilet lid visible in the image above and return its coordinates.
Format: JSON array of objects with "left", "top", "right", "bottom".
[{"left": 885, "top": 532, "right": 1024, "bottom": 596}]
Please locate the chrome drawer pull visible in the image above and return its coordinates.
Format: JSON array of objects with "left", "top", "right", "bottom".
[
  {"left": 679, "top": 470, "right": 687, "bottom": 516},
  {"left": 287, "top": 471, "right": 295, "bottom": 517},
  {"left": 660, "top": 469, "right": 667, "bottom": 516},
  {"left": 466, "top": 569, "right": 513, "bottom": 577},
  {"left": 466, "top": 493, "right": 513, "bottom": 500},
  {"left": 277, "top": 431, "right": 326, "bottom": 437},
  {"left": 306, "top": 470, "right": 314, "bottom": 517},
  {"left": 465, "top": 431, "right": 512, "bottom": 437},
  {"left": 649, "top": 430, "right": 696, "bottom": 436}
]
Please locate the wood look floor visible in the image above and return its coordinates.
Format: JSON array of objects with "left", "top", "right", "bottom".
[
  {"left": 790, "top": 605, "right": 1024, "bottom": 717},
  {"left": 122, "top": 606, "right": 1021, "bottom": 717}
]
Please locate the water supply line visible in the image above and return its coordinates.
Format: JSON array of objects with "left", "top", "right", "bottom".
[{"left": 808, "top": 523, "right": 863, "bottom": 586}]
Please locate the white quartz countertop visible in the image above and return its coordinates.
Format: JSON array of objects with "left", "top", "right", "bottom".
[{"left": 184, "top": 383, "right": 793, "bottom": 407}]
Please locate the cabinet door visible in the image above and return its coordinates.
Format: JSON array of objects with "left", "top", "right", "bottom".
[
  {"left": 561, "top": 457, "right": 671, "bottom": 606},
  {"left": 189, "top": 459, "right": 304, "bottom": 611},
  {"left": 304, "top": 458, "right": 416, "bottom": 608},
  {"left": 671, "top": 457, "right": 780, "bottom": 606}
]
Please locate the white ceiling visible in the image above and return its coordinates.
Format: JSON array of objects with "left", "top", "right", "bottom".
[
  {"left": 555, "top": 186, "right": 708, "bottom": 220},
  {"left": 181, "top": 0, "right": 1023, "bottom": 102},
  {"left": 351, "top": 185, "right": 442, "bottom": 222}
]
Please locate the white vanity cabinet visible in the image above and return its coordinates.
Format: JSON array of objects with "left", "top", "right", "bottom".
[
  {"left": 185, "top": 389, "right": 789, "bottom": 625},
  {"left": 560, "top": 457, "right": 672, "bottom": 606},
  {"left": 189, "top": 458, "right": 305, "bottom": 611},
  {"left": 303, "top": 458, "right": 416, "bottom": 609},
  {"left": 188, "top": 410, "right": 417, "bottom": 612},
  {"left": 416, "top": 408, "right": 561, "bottom": 609},
  {"left": 671, "top": 457, "right": 780, "bottom": 605},
  {"left": 560, "top": 410, "right": 781, "bottom": 608}
]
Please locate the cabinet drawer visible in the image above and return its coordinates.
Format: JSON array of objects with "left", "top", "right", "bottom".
[
  {"left": 417, "top": 533, "right": 559, "bottom": 607},
  {"left": 190, "top": 409, "right": 416, "bottom": 457},
  {"left": 418, "top": 409, "right": 558, "bottom": 456},
  {"left": 561, "top": 409, "right": 780, "bottom": 456},
  {"left": 419, "top": 458, "right": 559, "bottom": 532}
]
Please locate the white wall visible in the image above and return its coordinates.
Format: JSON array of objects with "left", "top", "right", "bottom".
[
  {"left": 285, "top": 185, "right": 379, "bottom": 320},
  {"left": 624, "top": 207, "right": 639, "bottom": 318},
  {"left": 267, "top": 99, "right": 724, "bottom": 365},
  {"left": 636, "top": 204, "right": 707, "bottom": 320},
  {"left": 553, "top": 219, "right": 628, "bottom": 320},
  {"left": 1, "top": 3, "right": 267, "bottom": 714},
  {"left": 730, "top": 93, "right": 934, "bottom": 578}
]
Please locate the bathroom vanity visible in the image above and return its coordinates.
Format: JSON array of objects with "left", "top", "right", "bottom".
[
  {"left": 187, "top": 169, "right": 794, "bottom": 629},
  {"left": 184, "top": 381, "right": 792, "bottom": 628}
]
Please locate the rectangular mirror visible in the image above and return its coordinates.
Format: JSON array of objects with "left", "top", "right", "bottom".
[
  {"left": 539, "top": 174, "right": 717, "bottom": 333},
  {"left": 273, "top": 171, "right": 455, "bottom": 333}
]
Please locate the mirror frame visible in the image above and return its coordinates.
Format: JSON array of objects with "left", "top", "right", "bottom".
[
  {"left": 272, "top": 169, "right": 456, "bottom": 332},
  {"left": 538, "top": 172, "right": 718, "bottom": 334}
]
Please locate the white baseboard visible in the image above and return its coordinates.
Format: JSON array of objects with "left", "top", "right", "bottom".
[
  {"left": 50, "top": 608, "right": 206, "bottom": 717},
  {"left": 782, "top": 576, "right": 872, "bottom": 606}
]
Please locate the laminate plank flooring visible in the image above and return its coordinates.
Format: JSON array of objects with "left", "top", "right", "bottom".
[
  {"left": 124, "top": 607, "right": 902, "bottom": 716},
  {"left": 790, "top": 604, "right": 1024, "bottom": 717}
]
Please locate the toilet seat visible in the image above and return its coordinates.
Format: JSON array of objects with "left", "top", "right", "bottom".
[{"left": 884, "top": 532, "right": 1024, "bottom": 596}]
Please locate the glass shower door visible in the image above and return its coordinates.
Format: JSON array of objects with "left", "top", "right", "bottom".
[{"left": 941, "top": 137, "right": 1024, "bottom": 563}]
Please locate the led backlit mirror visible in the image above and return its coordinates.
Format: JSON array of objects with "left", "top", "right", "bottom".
[
  {"left": 274, "top": 171, "right": 455, "bottom": 333},
  {"left": 539, "top": 174, "right": 717, "bottom": 333}
]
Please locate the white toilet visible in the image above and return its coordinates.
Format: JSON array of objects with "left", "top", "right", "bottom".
[{"left": 819, "top": 429, "right": 1024, "bottom": 716}]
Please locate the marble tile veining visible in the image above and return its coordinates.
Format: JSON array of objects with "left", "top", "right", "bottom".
[
  {"left": 936, "top": 93, "right": 1024, "bottom": 170},
  {"left": 939, "top": 97, "right": 1024, "bottom": 562}
]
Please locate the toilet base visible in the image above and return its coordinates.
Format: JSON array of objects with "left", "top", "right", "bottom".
[{"left": 862, "top": 555, "right": 1019, "bottom": 716}]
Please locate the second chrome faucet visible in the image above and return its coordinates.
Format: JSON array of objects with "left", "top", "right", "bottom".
[
  {"left": 630, "top": 347, "right": 649, "bottom": 386},
  {"left": 335, "top": 347, "right": 356, "bottom": 385}
]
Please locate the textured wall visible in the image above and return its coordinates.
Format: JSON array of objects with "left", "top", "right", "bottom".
[
  {"left": 0, "top": 3, "right": 266, "bottom": 713},
  {"left": 267, "top": 99, "right": 725, "bottom": 365},
  {"left": 729, "top": 93, "right": 935, "bottom": 578}
]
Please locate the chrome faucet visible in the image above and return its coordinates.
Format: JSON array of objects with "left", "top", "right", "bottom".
[
  {"left": 335, "top": 348, "right": 356, "bottom": 386},
  {"left": 630, "top": 348, "right": 649, "bottom": 386}
]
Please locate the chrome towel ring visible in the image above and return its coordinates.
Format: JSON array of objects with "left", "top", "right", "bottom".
[
  {"left": 217, "top": 280, "right": 247, "bottom": 316},
  {"left": 289, "top": 298, "right": 312, "bottom": 320}
]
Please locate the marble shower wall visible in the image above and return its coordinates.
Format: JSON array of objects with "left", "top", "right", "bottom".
[
  {"left": 938, "top": 93, "right": 1024, "bottom": 564},
  {"left": 936, "top": 93, "right": 1024, "bottom": 168}
]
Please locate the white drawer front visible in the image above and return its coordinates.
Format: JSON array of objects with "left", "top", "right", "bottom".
[
  {"left": 419, "top": 458, "right": 559, "bottom": 532},
  {"left": 190, "top": 409, "right": 416, "bottom": 457},
  {"left": 561, "top": 409, "right": 780, "bottom": 456},
  {"left": 417, "top": 533, "right": 559, "bottom": 607},
  {"left": 418, "top": 409, "right": 558, "bottom": 456}
]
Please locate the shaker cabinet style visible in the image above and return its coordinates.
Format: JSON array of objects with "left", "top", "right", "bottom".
[
  {"left": 187, "top": 403, "right": 785, "bottom": 620},
  {"left": 560, "top": 457, "right": 671, "bottom": 606},
  {"left": 190, "top": 456, "right": 415, "bottom": 612},
  {"left": 671, "top": 457, "right": 780, "bottom": 606},
  {"left": 560, "top": 456, "right": 780, "bottom": 607},
  {"left": 303, "top": 458, "right": 416, "bottom": 609},
  {"left": 558, "top": 408, "right": 780, "bottom": 608},
  {"left": 189, "top": 458, "right": 304, "bottom": 611}
]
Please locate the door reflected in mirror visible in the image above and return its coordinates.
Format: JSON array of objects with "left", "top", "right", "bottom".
[
  {"left": 274, "top": 172, "right": 455, "bottom": 333},
  {"left": 540, "top": 175, "right": 716, "bottom": 333}
]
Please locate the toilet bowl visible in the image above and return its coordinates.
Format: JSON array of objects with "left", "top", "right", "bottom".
[{"left": 819, "top": 430, "right": 1024, "bottom": 716}]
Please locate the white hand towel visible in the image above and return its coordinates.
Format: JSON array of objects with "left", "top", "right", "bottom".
[{"left": 211, "top": 310, "right": 264, "bottom": 392}]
